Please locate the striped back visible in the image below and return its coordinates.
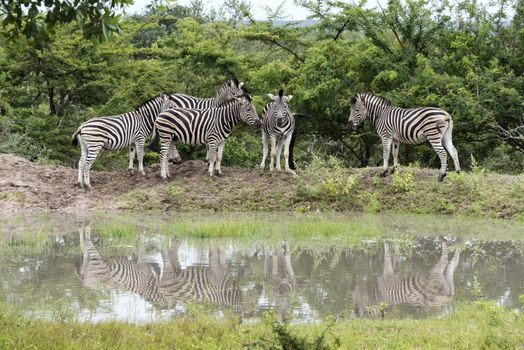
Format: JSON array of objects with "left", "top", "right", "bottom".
[{"left": 168, "top": 78, "right": 244, "bottom": 109}]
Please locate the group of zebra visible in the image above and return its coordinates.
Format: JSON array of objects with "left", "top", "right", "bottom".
[
  {"left": 72, "top": 78, "right": 298, "bottom": 189},
  {"left": 78, "top": 226, "right": 460, "bottom": 320},
  {"left": 72, "top": 78, "right": 462, "bottom": 189}
]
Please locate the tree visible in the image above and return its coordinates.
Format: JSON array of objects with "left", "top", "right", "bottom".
[{"left": 0, "top": 0, "right": 132, "bottom": 47}]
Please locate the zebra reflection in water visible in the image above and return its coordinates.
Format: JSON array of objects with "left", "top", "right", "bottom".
[
  {"left": 77, "top": 226, "right": 262, "bottom": 315},
  {"left": 263, "top": 243, "right": 296, "bottom": 320},
  {"left": 351, "top": 240, "right": 460, "bottom": 318}
]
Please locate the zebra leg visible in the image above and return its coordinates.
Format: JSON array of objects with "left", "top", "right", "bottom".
[
  {"left": 168, "top": 141, "right": 183, "bottom": 164},
  {"left": 269, "top": 136, "right": 278, "bottom": 171},
  {"left": 207, "top": 143, "right": 218, "bottom": 176},
  {"left": 215, "top": 140, "right": 226, "bottom": 176},
  {"left": 283, "top": 133, "right": 295, "bottom": 173},
  {"left": 136, "top": 139, "right": 146, "bottom": 176},
  {"left": 275, "top": 138, "right": 284, "bottom": 171},
  {"left": 442, "top": 122, "right": 461, "bottom": 172},
  {"left": 128, "top": 144, "right": 136, "bottom": 175},
  {"left": 77, "top": 135, "right": 87, "bottom": 187},
  {"left": 391, "top": 139, "right": 400, "bottom": 174},
  {"left": 380, "top": 138, "right": 393, "bottom": 177},
  {"left": 159, "top": 139, "right": 171, "bottom": 179},
  {"left": 428, "top": 138, "right": 448, "bottom": 181},
  {"left": 83, "top": 145, "right": 102, "bottom": 190},
  {"left": 260, "top": 132, "right": 269, "bottom": 170}
]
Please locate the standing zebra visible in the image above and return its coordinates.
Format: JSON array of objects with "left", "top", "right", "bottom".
[
  {"left": 71, "top": 93, "right": 172, "bottom": 189},
  {"left": 347, "top": 92, "right": 461, "bottom": 181},
  {"left": 167, "top": 78, "right": 245, "bottom": 163},
  {"left": 151, "top": 95, "right": 261, "bottom": 179},
  {"left": 260, "top": 89, "right": 295, "bottom": 173}
]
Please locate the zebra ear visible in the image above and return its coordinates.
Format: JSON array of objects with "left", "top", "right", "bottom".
[
  {"left": 238, "top": 82, "right": 244, "bottom": 88},
  {"left": 267, "top": 93, "right": 276, "bottom": 100},
  {"left": 286, "top": 95, "right": 293, "bottom": 101}
]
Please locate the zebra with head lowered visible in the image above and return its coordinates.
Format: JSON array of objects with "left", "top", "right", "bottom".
[
  {"left": 72, "top": 93, "right": 173, "bottom": 189},
  {"left": 167, "top": 78, "right": 245, "bottom": 163},
  {"left": 150, "top": 94, "right": 261, "bottom": 179},
  {"left": 348, "top": 92, "right": 461, "bottom": 181},
  {"left": 260, "top": 89, "right": 295, "bottom": 173}
]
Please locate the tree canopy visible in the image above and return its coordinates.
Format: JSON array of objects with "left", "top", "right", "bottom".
[{"left": 1, "top": 0, "right": 523, "bottom": 173}]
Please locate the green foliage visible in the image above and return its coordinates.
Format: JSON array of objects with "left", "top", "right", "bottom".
[
  {"left": 0, "top": 0, "right": 130, "bottom": 46},
  {"left": 1, "top": 0, "right": 524, "bottom": 174}
]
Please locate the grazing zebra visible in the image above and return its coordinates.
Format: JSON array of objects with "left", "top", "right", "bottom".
[
  {"left": 167, "top": 78, "right": 245, "bottom": 163},
  {"left": 348, "top": 92, "right": 461, "bottom": 181},
  {"left": 351, "top": 240, "right": 460, "bottom": 318},
  {"left": 260, "top": 89, "right": 295, "bottom": 173},
  {"left": 71, "top": 93, "right": 172, "bottom": 189},
  {"left": 151, "top": 94, "right": 261, "bottom": 179}
]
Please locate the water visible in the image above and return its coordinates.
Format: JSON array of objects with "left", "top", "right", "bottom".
[{"left": 1, "top": 214, "right": 523, "bottom": 323}]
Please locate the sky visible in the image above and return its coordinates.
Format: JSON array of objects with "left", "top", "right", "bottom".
[{"left": 124, "top": 0, "right": 315, "bottom": 20}]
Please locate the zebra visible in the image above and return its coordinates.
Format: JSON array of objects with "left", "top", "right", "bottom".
[
  {"left": 166, "top": 78, "right": 245, "bottom": 163},
  {"left": 347, "top": 92, "right": 461, "bottom": 181},
  {"left": 78, "top": 225, "right": 169, "bottom": 307},
  {"left": 259, "top": 89, "right": 296, "bottom": 173},
  {"left": 263, "top": 243, "right": 296, "bottom": 321},
  {"left": 351, "top": 240, "right": 460, "bottom": 318},
  {"left": 71, "top": 93, "right": 173, "bottom": 189},
  {"left": 78, "top": 227, "right": 262, "bottom": 314},
  {"left": 150, "top": 94, "right": 261, "bottom": 179}
]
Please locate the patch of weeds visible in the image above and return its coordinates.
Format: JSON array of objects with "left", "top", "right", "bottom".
[
  {"left": 392, "top": 169, "right": 414, "bottom": 193},
  {"left": 119, "top": 187, "right": 164, "bottom": 210},
  {"left": 365, "top": 301, "right": 389, "bottom": 319},
  {"left": 255, "top": 312, "right": 339, "bottom": 350},
  {"left": 167, "top": 183, "right": 182, "bottom": 197},
  {"left": 471, "top": 275, "right": 484, "bottom": 300},
  {"left": 360, "top": 192, "right": 382, "bottom": 213}
]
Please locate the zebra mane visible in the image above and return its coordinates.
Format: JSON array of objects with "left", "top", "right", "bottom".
[
  {"left": 134, "top": 94, "right": 162, "bottom": 111},
  {"left": 357, "top": 92, "right": 391, "bottom": 106}
]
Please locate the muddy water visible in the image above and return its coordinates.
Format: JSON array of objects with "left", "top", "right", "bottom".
[{"left": 0, "top": 216, "right": 523, "bottom": 323}]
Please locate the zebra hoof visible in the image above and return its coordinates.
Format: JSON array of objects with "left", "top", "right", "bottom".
[
  {"left": 380, "top": 170, "right": 388, "bottom": 178},
  {"left": 139, "top": 171, "right": 146, "bottom": 176},
  {"left": 127, "top": 169, "right": 135, "bottom": 176},
  {"left": 438, "top": 173, "right": 447, "bottom": 182},
  {"left": 170, "top": 158, "right": 183, "bottom": 164},
  {"left": 390, "top": 167, "right": 396, "bottom": 175},
  {"left": 214, "top": 170, "right": 223, "bottom": 177},
  {"left": 456, "top": 170, "right": 462, "bottom": 174}
]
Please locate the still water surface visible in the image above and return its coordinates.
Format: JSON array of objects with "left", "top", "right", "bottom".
[{"left": 1, "top": 215, "right": 523, "bottom": 323}]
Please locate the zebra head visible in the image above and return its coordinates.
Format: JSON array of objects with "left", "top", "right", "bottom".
[
  {"left": 348, "top": 93, "right": 368, "bottom": 131},
  {"left": 159, "top": 93, "right": 176, "bottom": 112},
  {"left": 267, "top": 89, "right": 293, "bottom": 128},
  {"left": 237, "top": 94, "right": 261, "bottom": 127},
  {"left": 216, "top": 78, "right": 245, "bottom": 105}
]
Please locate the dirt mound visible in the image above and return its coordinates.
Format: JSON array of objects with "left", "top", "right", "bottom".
[{"left": 0, "top": 153, "right": 215, "bottom": 214}]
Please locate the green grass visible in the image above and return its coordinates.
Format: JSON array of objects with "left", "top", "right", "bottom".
[{"left": 0, "top": 301, "right": 522, "bottom": 349}]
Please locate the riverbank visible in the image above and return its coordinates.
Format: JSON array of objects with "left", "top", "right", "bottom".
[
  {"left": 1, "top": 153, "right": 523, "bottom": 219},
  {"left": 0, "top": 301, "right": 522, "bottom": 349}
]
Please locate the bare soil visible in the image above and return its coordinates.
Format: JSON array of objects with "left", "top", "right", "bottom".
[{"left": 0, "top": 153, "right": 298, "bottom": 214}]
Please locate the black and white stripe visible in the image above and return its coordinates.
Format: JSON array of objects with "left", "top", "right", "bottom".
[
  {"left": 79, "top": 229, "right": 262, "bottom": 312},
  {"left": 348, "top": 92, "right": 461, "bottom": 181},
  {"left": 260, "top": 89, "right": 295, "bottom": 173},
  {"left": 351, "top": 241, "right": 460, "bottom": 317},
  {"left": 166, "top": 78, "right": 245, "bottom": 163},
  {"left": 71, "top": 94, "right": 171, "bottom": 189},
  {"left": 152, "top": 95, "right": 261, "bottom": 179}
]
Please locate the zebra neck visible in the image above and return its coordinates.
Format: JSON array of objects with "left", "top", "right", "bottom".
[
  {"left": 214, "top": 103, "right": 241, "bottom": 134},
  {"left": 368, "top": 104, "right": 394, "bottom": 126}
]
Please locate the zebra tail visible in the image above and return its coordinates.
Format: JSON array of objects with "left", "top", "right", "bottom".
[
  {"left": 71, "top": 129, "right": 80, "bottom": 146},
  {"left": 148, "top": 127, "right": 161, "bottom": 152}
]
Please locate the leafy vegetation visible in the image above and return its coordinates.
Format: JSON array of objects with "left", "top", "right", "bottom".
[{"left": 1, "top": 0, "right": 524, "bottom": 174}]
